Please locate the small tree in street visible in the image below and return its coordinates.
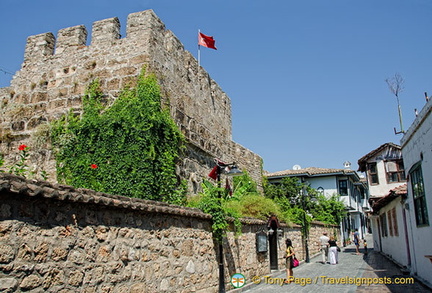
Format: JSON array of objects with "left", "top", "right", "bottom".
[{"left": 385, "top": 73, "right": 405, "bottom": 134}]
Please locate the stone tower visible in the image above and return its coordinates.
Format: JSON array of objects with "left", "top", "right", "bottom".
[{"left": 0, "top": 10, "right": 262, "bottom": 194}]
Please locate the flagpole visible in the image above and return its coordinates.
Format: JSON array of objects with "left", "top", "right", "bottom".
[
  {"left": 198, "top": 29, "right": 201, "bottom": 66},
  {"left": 198, "top": 45, "right": 201, "bottom": 67}
]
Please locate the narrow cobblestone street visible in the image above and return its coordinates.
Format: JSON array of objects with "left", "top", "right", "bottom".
[{"left": 231, "top": 235, "right": 432, "bottom": 293}]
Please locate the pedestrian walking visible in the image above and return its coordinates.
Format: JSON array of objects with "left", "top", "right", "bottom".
[
  {"left": 328, "top": 236, "right": 339, "bottom": 265},
  {"left": 244, "top": 235, "right": 431, "bottom": 293},
  {"left": 285, "top": 238, "right": 295, "bottom": 283},
  {"left": 318, "top": 232, "right": 329, "bottom": 264},
  {"left": 353, "top": 229, "right": 360, "bottom": 255}
]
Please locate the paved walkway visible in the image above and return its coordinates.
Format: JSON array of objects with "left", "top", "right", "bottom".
[{"left": 231, "top": 235, "right": 431, "bottom": 293}]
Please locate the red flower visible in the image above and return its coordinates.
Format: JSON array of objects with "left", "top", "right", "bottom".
[
  {"left": 18, "top": 144, "right": 27, "bottom": 151},
  {"left": 90, "top": 164, "right": 98, "bottom": 169}
]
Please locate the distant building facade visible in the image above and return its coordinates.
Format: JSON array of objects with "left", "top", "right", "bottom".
[
  {"left": 368, "top": 184, "right": 409, "bottom": 264},
  {"left": 358, "top": 143, "right": 408, "bottom": 269},
  {"left": 363, "top": 98, "right": 432, "bottom": 288},
  {"left": 265, "top": 166, "right": 369, "bottom": 245},
  {"left": 358, "top": 142, "right": 406, "bottom": 199}
]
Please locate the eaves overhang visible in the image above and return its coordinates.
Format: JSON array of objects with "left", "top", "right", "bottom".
[
  {"left": 357, "top": 142, "right": 402, "bottom": 172},
  {"left": 266, "top": 167, "right": 361, "bottom": 181}
]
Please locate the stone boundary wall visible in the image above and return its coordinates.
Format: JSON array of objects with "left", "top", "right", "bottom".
[
  {"left": 0, "top": 174, "right": 338, "bottom": 292},
  {"left": 0, "top": 173, "right": 267, "bottom": 292},
  {"left": 0, "top": 9, "right": 262, "bottom": 193}
]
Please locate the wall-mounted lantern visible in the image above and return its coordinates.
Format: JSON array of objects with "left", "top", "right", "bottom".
[
  {"left": 269, "top": 227, "right": 283, "bottom": 238},
  {"left": 256, "top": 230, "right": 268, "bottom": 253},
  {"left": 277, "top": 228, "right": 284, "bottom": 238}
]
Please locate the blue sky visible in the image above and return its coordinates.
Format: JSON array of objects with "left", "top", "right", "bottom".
[{"left": 1, "top": 0, "right": 431, "bottom": 173}]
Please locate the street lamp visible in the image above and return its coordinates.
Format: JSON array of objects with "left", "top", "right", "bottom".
[
  {"left": 299, "top": 180, "right": 316, "bottom": 263},
  {"left": 301, "top": 187, "right": 311, "bottom": 263},
  {"left": 208, "top": 158, "right": 243, "bottom": 293}
]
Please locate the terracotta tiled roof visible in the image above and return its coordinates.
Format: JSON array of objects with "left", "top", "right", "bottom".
[
  {"left": 0, "top": 173, "right": 211, "bottom": 219},
  {"left": 369, "top": 183, "right": 407, "bottom": 213},
  {"left": 392, "top": 183, "right": 407, "bottom": 195},
  {"left": 265, "top": 167, "right": 357, "bottom": 178}
]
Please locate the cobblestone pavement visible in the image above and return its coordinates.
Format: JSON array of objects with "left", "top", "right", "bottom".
[{"left": 230, "top": 235, "right": 432, "bottom": 293}]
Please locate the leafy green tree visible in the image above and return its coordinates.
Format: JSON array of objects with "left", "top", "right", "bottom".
[
  {"left": 264, "top": 177, "right": 311, "bottom": 225},
  {"left": 51, "top": 69, "right": 186, "bottom": 204},
  {"left": 264, "top": 176, "right": 345, "bottom": 226},
  {"left": 232, "top": 171, "right": 258, "bottom": 196},
  {"left": 311, "top": 194, "right": 346, "bottom": 225},
  {"left": 264, "top": 176, "right": 302, "bottom": 201}
]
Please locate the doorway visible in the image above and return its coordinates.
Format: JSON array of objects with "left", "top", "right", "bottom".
[
  {"left": 269, "top": 232, "right": 278, "bottom": 270},
  {"left": 267, "top": 215, "right": 280, "bottom": 270}
]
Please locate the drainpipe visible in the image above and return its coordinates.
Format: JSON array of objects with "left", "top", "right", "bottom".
[
  {"left": 401, "top": 203, "right": 411, "bottom": 267},
  {"left": 405, "top": 201, "right": 418, "bottom": 275}
]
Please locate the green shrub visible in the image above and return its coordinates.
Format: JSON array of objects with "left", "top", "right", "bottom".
[
  {"left": 224, "top": 194, "right": 282, "bottom": 221},
  {"left": 188, "top": 177, "right": 287, "bottom": 241}
]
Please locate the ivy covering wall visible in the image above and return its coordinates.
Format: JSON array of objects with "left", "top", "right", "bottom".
[{"left": 51, "top": 69, "right": 186, "bottom": 204}]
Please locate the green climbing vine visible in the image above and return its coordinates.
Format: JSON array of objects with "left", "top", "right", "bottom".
[
  {"left": 188, "top": 172, "right": 283, "bottom": 242},
  {"left": 188, "top": 180, "right": 238, "bottom": 242},
  {"left": 51, "top": 68, "right": 186, "bottom": 204}
]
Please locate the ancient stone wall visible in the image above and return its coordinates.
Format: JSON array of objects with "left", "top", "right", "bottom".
[
  {"left": 0, "top": 173, "right": 262, "bottom": 292},
  {"left": 0, "top": 174, "right": 337, "bottom": 292},
  {"left": 0, "top": 10, "right": 262, "bottom": 193}
]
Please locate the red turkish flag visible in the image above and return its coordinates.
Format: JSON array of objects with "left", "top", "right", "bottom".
[
  {"left": 198, "top": 32, "right": 217, "bottom": 50},
  {"left": 208, "top": 166, "right": 218, "bottom": 180}
]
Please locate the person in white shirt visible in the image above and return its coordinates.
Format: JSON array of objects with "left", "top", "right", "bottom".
[{"left": 318, "top": 232, "right": 330, "bottom": 264}]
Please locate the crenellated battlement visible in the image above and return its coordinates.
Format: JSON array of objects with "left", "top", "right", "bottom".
[
  {"left": 1, "top": 9, "right": 262, "bottom": 193},
  {"left": 23, "top": 10, "right": 165, "bottom": 64},
  {"left": 24, "top": 32, "right": 55, "bottom": 63},
  {"left": 91, "top": 17, "right": 120, "bottom": 46},
  {"left": 56, "top": 25, "right": 87, "bottom": 54}
]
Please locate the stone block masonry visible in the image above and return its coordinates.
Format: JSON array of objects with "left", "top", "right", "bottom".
[
  {"left": 0, "top": 174, "right": 337, "bottom": 292},
  {"left": 0, "top": 173, "right": 272, "bottom": 292},
  {"left": 0, "top": 10, "right": 262, "bottom": 193}
]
